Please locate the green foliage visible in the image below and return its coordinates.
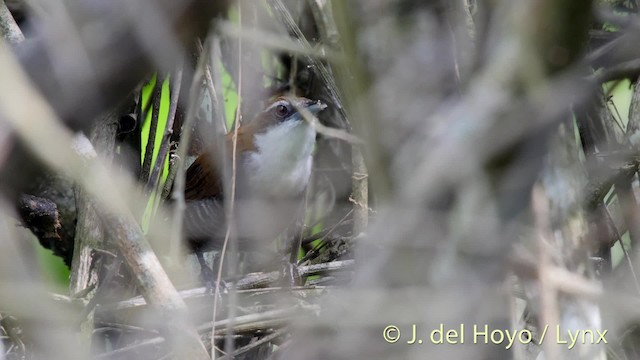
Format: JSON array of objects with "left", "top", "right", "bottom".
[
  {"left": 604, "top": 79, "right": 632, "bottom": 128},
  {"left": 611, "top": 230, "right": 631, "bottom": 268},
  {"left": 140, "top": 74, "right": 171, "bottom": 231},
  {"left": 36, "top": 243, "right": 69, "bottom": 287},
  {"left": 140, "top": 75, "right": 171, "bottom": 169},
  {"left": 221, "top": 63, "right": 239, "bottom": 129}
]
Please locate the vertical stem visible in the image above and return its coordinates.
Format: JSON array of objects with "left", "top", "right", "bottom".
[
  {"left": 213, "top": 4, "right": 242, "bottom": 357},
  {"left": 141, "top": 75, "right": 165, "bottom": 185},
  {"left": 351, "top": 148, "right": 368, "bottom": 235},
  {"left": 69, "top": 110, "right": 119, "bottom": 356},
  {"left": 0, "top": 0, "right": 23, "bottom": 44},
  {"left": 149, "top": 66, "right": 183, "bottom": 193}
]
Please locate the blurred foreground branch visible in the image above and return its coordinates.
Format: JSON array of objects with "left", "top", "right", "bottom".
[{"left": 0, "top": 39, "right": 209, "bottom": 360}]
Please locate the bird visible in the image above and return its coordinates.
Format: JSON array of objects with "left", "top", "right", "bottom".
[{"left": 180, "top": 95, "right": 326, "bottom": 283}]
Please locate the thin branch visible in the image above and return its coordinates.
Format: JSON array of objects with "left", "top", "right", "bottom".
[
  {"left": 196, "top": 39, "right": 227, "bottom": 133},
  {"left": 604, "top": 205, "right": 640, "bottom": 295},
  {"left": 592, "top": 58, "right": 640, "bottom": 83},
  {"left": 305, "top": 1, "right": 369, "bottom": 237},
  {"left": 111, "top": 260, "right": 354, "bottom": 310},
  {"left": 0, "top": 39, "right": 210, "bottom": 360},
  {"left": 148, "top": 66, "right": 183, "bottom": 192},
  {"left": 213, "top": 3, "right": 243, "bottom": 357},
  {"left": 169, "top": 38, "right": 210, "bottom": 260},
  {"left": 141, "top": 74, "right": 165, "bottom": 185},
  {"left": 217, "top": 330, "right": 286, "bottom": 360},
  {"left": 0, "top": 0, "right": 23, "bottom": 44}
]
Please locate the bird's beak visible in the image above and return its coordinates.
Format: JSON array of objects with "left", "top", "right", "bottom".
[{"left": 305, "top": 100, "right": 327, "bottom": 114}]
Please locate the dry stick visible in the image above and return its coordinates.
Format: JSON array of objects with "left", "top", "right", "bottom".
[
  {"left": 196, "top": 39, "right": 227, "bottom": 133},
  {"left": 161, "top": 156, "right": 179, "bottom": 200},
  {"left": 201, "top": 307, "right": 302, "bottom": 334},
  {"left": 210, "top": 37, "right": 228, "bottom": 134},
  {"left": 298, "top": 209, "right": 353, "bottom": 265},
  {"left": 216, "top": 21, "right": 336, "bottom": 60},
  {"left": 213, "top": 5, "right": 242, "bottom": 358},
  {"left": 290, "top": 187, "right": 311, "bottom": 265},
  {"left": 110, "top": 260, "right": 353, "bottom": 310},
  {"left": 141, "top": 74, "right": 165, "bottom": 185},
  {"left": 0, "top": 0, "right": 23, "bottom": 44},
  {"left": 148, "top": 66, "right": 183, "bottom": 192},
  {"left": 217, "top": 330, "right": 286, "bottom": 360},
  {"left": 351, "top": 150, "right": 368, "bottom": 235},
  {"left": 0, "top": 40, "right": 209, "bottom": 360},
  {"left": 99, "top": 307, "right": 304, "bottom": 359},
  {"left": 70, "top": 115, "right": 119, "bottom": 354},
  {"left": 532, "top": 186, "right": 561, "bottom": 360},
  {"left": 70, "top": 130, "right": 115, "bottom": 297},
  {"left": 170, "top": 39, "right": 210, "bottom": 269},
  {"left": 300, "top": 219, "right": 353, "bottom": 245},
  {"left": 605, "top": 192, "right": 640, "bottom": 295}
]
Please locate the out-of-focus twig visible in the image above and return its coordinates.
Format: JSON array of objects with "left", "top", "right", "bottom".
[
  {"left": 0, "top": 0, "right": 23, "bottom": 44},
  {"left": 141, "top": 74, "right": 165, "bottom": 186},
  {"left": 68, "top": 112, "right": 119, "bottom": 350},
  {"left": 307, "top": 1, "right": 369, "bottom": 237},
  {"left": 149, "top": 66, "right": 183, "bottom": 194},
  {"left": 0, "top": 39, "right": 209, "bottom": 360},
  {"left": 169, "top": 38, "right": 209, "bottom": 258},
  {"left": 196, "top": 38, "right": 226, "bottom": 133},
  {"left": 217, "top": 330, "right": 286, "bottom": 360},
  {"left": 215, "top": 5, "right": 243, "bottom": 356},
  {"left": 110, "top": 260, "right": 354, "bottom": 311}
]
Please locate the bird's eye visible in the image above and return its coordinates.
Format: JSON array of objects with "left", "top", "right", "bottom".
[{"left": 274, "top": 104, "right": 289, "bottom": 118}]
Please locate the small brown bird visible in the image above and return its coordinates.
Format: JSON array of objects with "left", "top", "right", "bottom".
[{"left": 182, "top": 96, "right": 326, "bottom": 280}]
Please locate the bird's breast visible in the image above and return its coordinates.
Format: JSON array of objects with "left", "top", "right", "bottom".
[{"left": 243, "top": 121, "right": 316, "bottom": 198}]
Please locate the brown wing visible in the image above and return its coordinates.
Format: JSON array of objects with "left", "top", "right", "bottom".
[
  {"left": 184, "top": 151, "right": 223, "bottom": 200},
  {"left": 184, "top": 121, "right": 260, "bottom": 201}
]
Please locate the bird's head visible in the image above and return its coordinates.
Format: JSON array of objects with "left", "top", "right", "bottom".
[
  {"left": 240, "top": 96, "right": 327, "bottom": 196},
  {"left": 183, "top": 96, "right": 326, "bottom": 201},
  {"left": 250, "top": 96, "right": 327, "bottom": 133}
]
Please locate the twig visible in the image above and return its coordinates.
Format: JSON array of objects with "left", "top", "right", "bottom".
[
  {"left": 604, "top": 203, "right": 640, "bottom": 295},
  {"left": 298, "top": 209, "right": 353, "bottom": 264},
  {"left": 216, "top": 21, "right": 337, "bottom": 61},
  {"left": 299, "top": 259, "right": 354, "bottom": 277},
  {"left": 0, "top": 0, "right": 23, "bottom": 44},
  {"left": 351, "top": 150, "right": 368, "bottom": 235},
  {"left": 217, "top": 330, "right": 286, "bottom": 360},
  {"left": 532, "top": 186, "right": 561, "bottom": 360},
  {"left": 214, "top": 3, "right": 243, "bottom": 357},
  {"left": 96, "top": 308, "right": 306, "bottom": 359},
  {"left": 300, "top": 219, "right": 352, "bottom": 246},
  {"left": 196, "top": 39, "right": 227, "bottom": 132},
  {"left": 201, "top": 307, "right": 304, "bottom": 334},
  {"left": 68, "top": 110, "right": 119, "bottom": 347},
  {"left": 169, "top": 36, "right": 210, "bottom": 260},
  {"left": 306, "top": 0, "right": 370, "bottom": 236},
  {"left": 292, "top": 98, "right": 362, "bottom": 144},
  {"left": 94, "top": 337, "right": 165, "bottom": 359},
  {"left": 162, "top": 154, "right": 179, "bottom": 200},
  {"left": 149, "top": 66, "right": 183, "bottom": 192},
  {"left": 0, "top": 39, "right": 210, "bottom": 360},
  {"left": 109, "top": 261, "right": 353, "bottom": 310},
  {"left": 592, "top": 58, "right": 640, "bottom": 83}
]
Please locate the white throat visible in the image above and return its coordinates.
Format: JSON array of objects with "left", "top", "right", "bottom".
[{"left": 244, "top": 121, "right": 316, "bottom": 198}]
